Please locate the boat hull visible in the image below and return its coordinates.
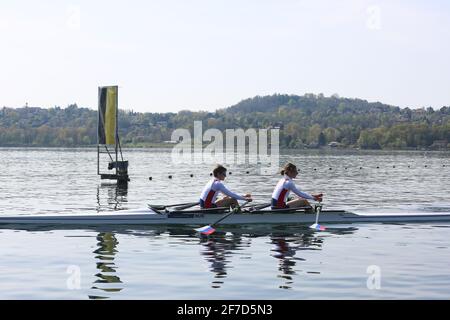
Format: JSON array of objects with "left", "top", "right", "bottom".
[{"left": 1, "top": 208, "right": 450, "bottom": 226}]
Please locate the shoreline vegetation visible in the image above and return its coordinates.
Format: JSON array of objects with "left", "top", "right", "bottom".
[{"left": 1, "top": 93, "right": 449, "bottom": 150}]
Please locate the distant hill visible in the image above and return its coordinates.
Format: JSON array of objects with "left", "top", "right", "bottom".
[
  {"left": 1, "top": 94, "right": 449, "bottom": 149},
  {"left": 226, "top": 93, "right": 396, "bottom": 115}
]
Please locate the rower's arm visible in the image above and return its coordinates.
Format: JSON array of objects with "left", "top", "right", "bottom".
[
  {"left": 216, "top": 183, "right": 247, "bottom": 201},
  {"left": 288, "top": 181, "right": 315, "bottom": 201}
]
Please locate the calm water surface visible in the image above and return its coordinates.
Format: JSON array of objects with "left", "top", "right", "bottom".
[{"left": 1, "top": 148, "right": 450, "bottom": 299}]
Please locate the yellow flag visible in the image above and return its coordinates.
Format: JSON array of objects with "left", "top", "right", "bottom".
[{"left": 104, "top": 87, "right": 117, "bottom": 145}]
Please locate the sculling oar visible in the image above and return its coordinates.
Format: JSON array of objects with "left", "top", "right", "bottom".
[
  {"left": 242, "top": 202, "right": 271, "bottom": 212},
  {"left": 310, "top": 202, "right": 326, "bottom": 231},
  {"left": 173, "top": 202, "right": 201, "bottom": 211},
  {"left": 148, "top": 202, "right": 199, "bottom": 210},
  {"left": 195, "top": 201, "right": 249, "bottom": 235}
]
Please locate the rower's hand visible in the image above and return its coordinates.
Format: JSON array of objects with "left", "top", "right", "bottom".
[
  {"left": 313, "top": 193, "right": 323, "bottom": 202},
  {"left": 244, "top": 194, "right": 253, "bottom": 202}
]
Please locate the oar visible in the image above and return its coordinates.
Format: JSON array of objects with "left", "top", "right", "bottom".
[
  {"left": 173, "top": 202, "right": 200, "bottom": 211},
  {"left": 195, "top": 201, "right": 249, "bottom": 235},
  {"left": 148, "top": 201, "right": 199, "bottom": 210},
  {"left": 310, "top": 202, "right": 326, "bottom": 231},
  {"left": 243, "top": 202, "right": 271, "bottom": 212}
]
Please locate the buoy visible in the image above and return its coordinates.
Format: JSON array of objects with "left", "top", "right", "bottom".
[
  {"left": 190, "top": 174, "right": 194, "bottom": 178},
  {"left": 329, "top": 168, "right": 332, "bottom": 170},
  {"left": 149, "top": 177, "right": 152, "bottom": 181},
  {"left": 210, "top": 173, "right": 213, "bottom": 176},
  {"left": 246, "top": 171, "right": 250, "bottom": 174},
  {"left": 376, "top": 166, "right": 379, "bottom": 169},
  {"left": 168, "top": 175, "right": 172, "bottom": 179},
  {"left": 229, "top": 172, "right": 232, "bottom": 175},
  {"left": 360, "top": 167, "right": 362, "bottom": 169},
  {"left": 314, "top": 168, "right": 317, "bottom": 171},
  {"left": 393, "top": 166, "right": 395, "bottom": 168}
]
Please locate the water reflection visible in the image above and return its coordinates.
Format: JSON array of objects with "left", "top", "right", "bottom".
[
  {"left": 195, "top": 227, "right": 355, "bottom": 290},
  {"left": 199, "top": 232, "right": 252, "bottom": 288},
  {"left": 82, "top": 228, "right": 332, "bottom": 298},
  {"left": 196, "top": 226, "right": 358, "bottom": 291},
  {"left": 96, "top": 183, "right": 128, "bottom": 212},
  {"left": 271, "top": 233, "right": 323, "bottom": 289},
  {"left": 89, "top": 232, "right": 123, "bottom": 300},
  {"left": 10, "top": 221, "right": 357, "bottom": 299}
]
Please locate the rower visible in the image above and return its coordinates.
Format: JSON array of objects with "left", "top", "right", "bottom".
[
  {"left": 271, "top": 163, "right": 322, "bottom": 211},
  {"left": 200, "top": 165, "right": 253, "bottom": 209}
]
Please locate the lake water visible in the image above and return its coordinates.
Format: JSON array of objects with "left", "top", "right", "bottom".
[{"left": 1, "top": 148, "right": 450, "bottom": 299}]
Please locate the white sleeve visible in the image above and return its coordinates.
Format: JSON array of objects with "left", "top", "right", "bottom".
[
  {"left": 216, "top": 182, "right": 247, "bottom": 201},
  {"left": 288, "top": 181, "right": 315, "bottom": 200}
]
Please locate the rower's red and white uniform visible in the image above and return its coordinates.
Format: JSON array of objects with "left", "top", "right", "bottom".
[
  {"left": 200, "top": 178, "right": 246, "bottom": 208},
  {"left": 271, "top": 175, "right": 315, "bottom": 208}
]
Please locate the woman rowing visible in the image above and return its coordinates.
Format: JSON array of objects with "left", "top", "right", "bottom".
[
  {"left": 200, "top": 165, "right": 253, "bottom": 209},
  {"left": 271, "top": 163, "right": 322, "bottom": 210}
]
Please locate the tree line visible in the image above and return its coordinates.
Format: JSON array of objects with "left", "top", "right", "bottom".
[{"left": 0, "top": 94, "right": 449, "bottom": 149}]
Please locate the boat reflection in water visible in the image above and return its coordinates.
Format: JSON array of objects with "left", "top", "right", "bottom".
[
  {"left": 83, "top": 225, "right": 358, "bottom": 297},
  {"left": 197, "top": 230, "right": 321, "bottom": 290},
  {"left": 195, "top": 225, "right": 356, "bottom": 290}
]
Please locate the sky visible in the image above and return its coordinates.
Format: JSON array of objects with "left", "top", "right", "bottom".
[{"left": 1, "top": 0, "right": 449, "bottom": 112}]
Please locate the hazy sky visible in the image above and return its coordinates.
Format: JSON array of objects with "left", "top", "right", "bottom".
[{"left": 1, "top": 0, "right": 449, "bottom": 112}]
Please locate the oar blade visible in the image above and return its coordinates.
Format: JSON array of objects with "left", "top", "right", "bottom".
[
  {"left": 310, "top": 223, "right": 326, "bottom": 231},
  {"left": 195, "top": 225, "right": 216, "bottom": 235}
]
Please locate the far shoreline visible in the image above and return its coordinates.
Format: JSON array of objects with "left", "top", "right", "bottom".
[{"left": 0, "top": 144, "right": 449, "bottom": 153}]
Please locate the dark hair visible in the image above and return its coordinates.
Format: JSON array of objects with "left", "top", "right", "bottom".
[
  {"left": 280, "top": 163, "right": 297, "bottom": 175},
  {"left": 213, "top": 164, "right": 227, "bottom": 177}
]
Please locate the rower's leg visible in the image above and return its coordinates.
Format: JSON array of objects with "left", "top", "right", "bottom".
[
  {"left": 287, "top": 198, "right": 312, "bottom": 210},
  {"left": 216, "top": 197, "right": 239, "bottom": 208}
]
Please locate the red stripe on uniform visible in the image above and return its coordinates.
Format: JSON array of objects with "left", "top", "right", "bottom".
[
  {"left": 204, "top": 190, "right": 216, "bottom": 208},
  {"left": 276, "top": 189, "right": 288, "bottom": 208}
]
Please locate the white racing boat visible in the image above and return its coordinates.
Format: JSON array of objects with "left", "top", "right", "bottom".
[{"left": 1, "top": 205, "right": 450, "bottom": 226}]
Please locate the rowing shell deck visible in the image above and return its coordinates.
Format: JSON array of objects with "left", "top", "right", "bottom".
[{"left": 1, "top": 208, "right": 450, "bottom": 226}]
